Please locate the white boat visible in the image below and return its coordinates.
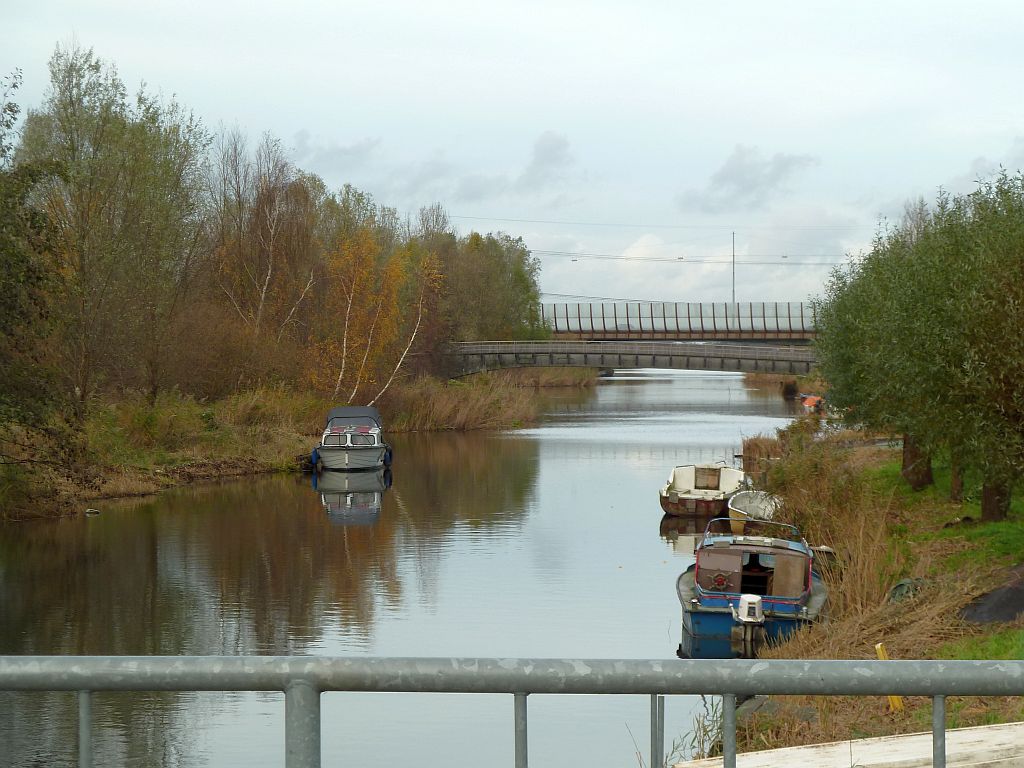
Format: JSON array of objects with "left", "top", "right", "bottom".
[
  {"left": 312, "top": 406, "right": 393, "bottom": 472},
  {"left": 728, "top": 489, "right": 781, "bottom": 520},
  {"left": 659, "top": 463, "right": 746, "bottom": 517}
]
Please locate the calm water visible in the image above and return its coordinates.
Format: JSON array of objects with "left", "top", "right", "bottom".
[{"left": 0, "top": 370, "right": 799, "bottom": 767}]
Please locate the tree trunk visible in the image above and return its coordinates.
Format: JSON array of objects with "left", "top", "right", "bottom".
[
  {"left": 949, "top": 455, "right": 964, "bottom": 503},
  {"left": 981, "top": 481, "right": 1011, "bottom": 522},
  {"left": 900, "top": 433, "right": 934, "bottom": 491}
]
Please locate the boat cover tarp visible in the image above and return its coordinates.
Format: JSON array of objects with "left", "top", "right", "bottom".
[{"left": 325, "top": 406, "right": 384, "bottom": 428}]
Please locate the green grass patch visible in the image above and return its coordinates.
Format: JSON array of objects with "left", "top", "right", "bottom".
[{"left": 937, "top": 628, "right": 1024, "bottom": 660}]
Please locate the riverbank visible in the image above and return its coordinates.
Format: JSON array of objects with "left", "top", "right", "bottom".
[
  {"left": 726, "top": 421, "right": 1024, "bottom": 753},
  {"left": 0, "top": 372, "right": 577, "bottom": 521}
]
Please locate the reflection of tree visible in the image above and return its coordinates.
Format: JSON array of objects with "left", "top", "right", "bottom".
[
  {"left": 391, "top": 432, "right": 538, "bottom": 533},
  {"left": 386, "top": 432, "right": 539, "bottom": 605},
  {"left": 0, "top": 434, "right": 539, "bottom": 763},
  {"left": 0, "top": 513, "right": 210, "bottom": 765}
]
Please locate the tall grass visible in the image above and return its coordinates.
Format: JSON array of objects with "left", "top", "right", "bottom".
[
  {"left": 733, "top": 422, "right": 1019, "bottom": 752},
  {"left": 383, "top": 375, "right": 540, "bottom": 431},
  {"left": 488, "top": 367, "right": 599, "bottom": 388}
]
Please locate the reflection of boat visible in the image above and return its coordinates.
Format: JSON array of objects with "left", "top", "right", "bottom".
[
  {"left": 313, "top": 467, "right": 392, "bottom": 525},
  {"left": 660, "top": 514, "right": 713, "bottom": 555},
  {"left": 659, "top": 463, "right": 746, "bottom": 516},
  {"left": 676, "top": 517, "right": 828, "bottom": 659},
  {"left": 312, "top": 406, "right": 393, "bottom": 472}
]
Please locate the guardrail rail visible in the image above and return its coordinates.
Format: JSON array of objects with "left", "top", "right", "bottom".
[{"left": 1, "top": 656, "right": 1022, "bottom": 768}]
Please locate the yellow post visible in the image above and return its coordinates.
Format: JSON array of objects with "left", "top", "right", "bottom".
[{"left": 875, "top": 642, "right": 905, "bottom": 712}]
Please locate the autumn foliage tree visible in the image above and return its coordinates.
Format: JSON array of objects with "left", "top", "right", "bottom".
[
  {"left": 209, "top": 131, "right": 319, "bottom": 379},
  {"left": 5, "top": 43, "right": 547, "bottom": 427},
  {"left": 18, "top": 45, "right": 209, "bottom": 411}
]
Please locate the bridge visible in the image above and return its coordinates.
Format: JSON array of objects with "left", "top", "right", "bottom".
[
  {"left": 541, "top": 301, "right": 817, "bottom": 342},
  {"left": 446, "top": 340, "right": 816, "bottom": 377}
]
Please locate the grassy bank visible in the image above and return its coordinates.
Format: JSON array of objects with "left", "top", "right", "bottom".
[
  {"left": 0, "top": 373, "right": 559, "bottom": 520},
  {"left": 727, "top": 421, "right": 1024, "bottom": 752}
]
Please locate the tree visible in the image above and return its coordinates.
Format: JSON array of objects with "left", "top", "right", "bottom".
[
  {"left": 815, "top": 175, "right": 1024, "bottom": 519},
  {"left": 18, "top": 44, "right": 210, "bottom": 409},
  {"left": 0, "top": 69, "right": 59, "bottom": 428},
  {"left": 442, "top": 232, "right": 545, "bottom": 341},
  {"left": 210, "top": 131, "right": 318, "bottom": 367}
]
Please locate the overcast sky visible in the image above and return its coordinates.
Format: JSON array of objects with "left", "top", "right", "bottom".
[{"left": 7, "top": 1, "right": 1024, "bottom": 304}]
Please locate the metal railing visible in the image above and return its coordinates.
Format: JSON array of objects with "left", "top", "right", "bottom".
[
  {"left": 540, "top": 301, "right": 817, "bottom": 339},
  {"left": 2, "top": 656, "right": 1023, "bottom": 768}
]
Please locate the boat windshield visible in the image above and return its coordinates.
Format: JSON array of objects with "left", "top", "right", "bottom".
[
  {"left": 705, "top": 518, "right": 799, "bottom": 539},
  {"left": 326, "top": 417, "right": 378, "bottom": 431}
]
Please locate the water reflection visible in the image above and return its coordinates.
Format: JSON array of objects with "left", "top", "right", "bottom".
[
  {"left": 0, "top": 434, "right": 541, "bottom": 657},
  {"left": 0, "top": 371, "right": 797, "bottom": 767},
  {"left": 313, "top": 467, "right": 393, "bottom": 525},
  {"left": 660, "top": 512, "right": 716, "bottom": 538}
]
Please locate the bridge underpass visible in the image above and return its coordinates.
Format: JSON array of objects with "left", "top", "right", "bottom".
[{"left": 445, "top": 341, "right": 816, "bottom": 378}]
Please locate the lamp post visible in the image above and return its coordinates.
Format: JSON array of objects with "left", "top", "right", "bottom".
[{"left": 731, "top": 231, "right": 735, "bottom": 304}]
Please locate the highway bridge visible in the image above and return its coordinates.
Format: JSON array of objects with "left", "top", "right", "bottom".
[
  {"left": 541, "top": 301, "right": 816, "bottom": 342},
  {"left": 445, "top": 340, "right": 816, "bottom": 377}
]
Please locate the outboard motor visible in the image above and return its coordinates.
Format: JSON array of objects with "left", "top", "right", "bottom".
[{"left": 731, "top": 594, "right": 766, "bottom": 658}]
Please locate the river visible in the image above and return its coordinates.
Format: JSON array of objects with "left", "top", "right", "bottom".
[{"left": 0, "top": 370, "right": 799, "bottom": 767}]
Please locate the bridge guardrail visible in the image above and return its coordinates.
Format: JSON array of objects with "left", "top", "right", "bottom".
[
  {"left": 541, "top": 301, "right": 817, "bottom": 338},
  {"left": 2, "top": 656, "right": 1022, "bottom": 768}
]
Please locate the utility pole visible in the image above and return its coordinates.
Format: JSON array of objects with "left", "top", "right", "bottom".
[{"left": 731, "top": 231, "right": 735, "bottom": 304}]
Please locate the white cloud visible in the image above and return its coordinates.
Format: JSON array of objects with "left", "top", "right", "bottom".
[{"left": 677, "top": 145, "right": 819, "bottom": 214}]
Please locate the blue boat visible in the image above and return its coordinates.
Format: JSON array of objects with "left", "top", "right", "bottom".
[{"left": 675, "top": 517, "right": 828, "bottom": 659}]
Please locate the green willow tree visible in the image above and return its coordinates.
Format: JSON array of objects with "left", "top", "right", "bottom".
[
  {"left": 0, "top": 69, "right": 58, "bottom": 428},
  {"left": 444, "top": 232, "right": 545, "bottom": 341},
  {"left": 815, "top": 174, "right": 1024, "bottom": 519}
]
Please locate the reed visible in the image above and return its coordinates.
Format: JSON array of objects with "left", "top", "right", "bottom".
[
  {"left": 383, "top": 375, "right": 540, "bottom": 431},
  {"left": 731, "top": 425, "right": 1020, "bottom": 752},
  {"left": 487, "top": 367, "right": 599, "bottom": 388}
]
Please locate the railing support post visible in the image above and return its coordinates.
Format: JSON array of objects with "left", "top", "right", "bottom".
[
  {"left": 722, "top": 693, "right": 736, "bottom": 768},
  {"left": 78, "top": 689, "right": 92, "bottom": 768},
  {"left": 933, "top": 694, "right": 946, "bottom": 768},
  {"left": 650, "top": 694, "right": 664, "bottom": 768},
  {"left": 285, "top": 680, "right": 321, "bottom": 768},
  {"left": 514, "top": 692, "right": 529, "bottom": 768}
]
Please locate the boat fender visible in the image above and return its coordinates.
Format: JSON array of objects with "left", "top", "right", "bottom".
[
  {"left": 311, "top": 447, "right": 319, "bottom": 468},
  {"left": 384, "top": 446, "right": 393, "bottom": 467}
]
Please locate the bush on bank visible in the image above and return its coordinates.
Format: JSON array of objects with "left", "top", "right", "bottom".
[{"left": 731, "top": 419, "right": 1024, "bottom": 752}]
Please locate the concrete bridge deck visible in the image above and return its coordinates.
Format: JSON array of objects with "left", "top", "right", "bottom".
[{"left": 447, "top": 340, "right": 816, "bottom": 377}]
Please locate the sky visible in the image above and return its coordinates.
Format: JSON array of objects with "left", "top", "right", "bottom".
[{"left": 7, "top": 1, "right": 1024, "bottom": 305}]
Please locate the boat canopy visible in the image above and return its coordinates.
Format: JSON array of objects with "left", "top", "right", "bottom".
[{"left": 325, "top": 406, "right": 384, "bottom": 429}]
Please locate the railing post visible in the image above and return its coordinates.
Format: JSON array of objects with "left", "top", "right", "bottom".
[
  {"left": 722, "top": 693, "right": 736, "bottom": 768},
  {"left": 514, "top": 692, "right": 529, "bottom": 768},
  {"left": 650, "top": 694, "right": 664, "bottom": 768},
  {"left": 933, "top": 694, "right": 946, "bottom": 768},
  {"left": 285, "top": 680, "right": 321, "bottom": 768},
  {"left": 78, "top": 689, "right": 92, "bottom": 768}
]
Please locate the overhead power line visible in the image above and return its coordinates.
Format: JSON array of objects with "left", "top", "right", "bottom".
[
  {"left": 531, "top": 249, "right": 846, "bottom": 266},
  {"left": 454, "top": 214, "right": 875, "bottom": 232},
  {"left": 541, "top": 292, "right": 688, "bottom": 302}
]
